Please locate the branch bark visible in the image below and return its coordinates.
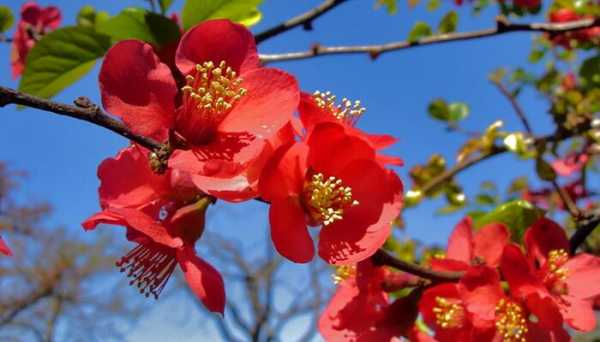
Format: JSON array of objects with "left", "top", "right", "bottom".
[
  {"left": 260, "top": 17, "right": 599, "bottom": 63},
  {"left": 254, "top": 0, "right": 348, "bottom": 44},
  {"left": 0, "top": 86, "right": 164, "bottom": 151},
  {"left": 371, "top": 249, "right": 463, "bottom": 282},
  {"left": 569, "top": 212, "right": 600, "bottom": 254}
]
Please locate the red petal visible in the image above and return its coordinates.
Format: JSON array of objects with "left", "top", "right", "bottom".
[
  {"left": 81, "top": 210, "right": 125, "bottom": 231},
  {"left": 446, "top": 217, "right": 474, "bottom": 263},
  {"left": 525, "top": 293, "right": 564, "bottom": 330},
  {"left": 472, "top": 223, "right": 510, "bottom": 267},
  {"left": 419, "top": 283, "right": 462, "bottom": 329},
  {"left": 429, "top": 259, "right": 469, "bottom": 272},
  {"left": 318, "top": 277, "right": 362, "bottom": 341},
  {"left": 307, "top": 122, "right": 376, "bottom": 177},
  {"left": 318, "top": 163, "right": 402, "bottom": 265},
  {"left": 100, "top": 40, "right": 176, "bottom": 138},
  {"left": 564, "top": 253, "right": 600, "bottom": 299},
  {"left": 459, "top": 266, "right": 504, "bottom": 328},
  {"left": 269, "top": 197, "right": 313, "bottom": 263},
  {"left": 500, "top": 244, "right": 544, "bottom": 299},
  {"left": 561, "top": 296, "right": 596, "bottom": 332},
  {"left": 524, "top": 218, "right": 569, "bottom": 266},
  {"left": 40, "top": 6, "right": 61, "bottom": 29},
  {"left": 98, "top": 145, "right": 171, "bottom": 209},
  {"left": 177, "top": 246, "right": 225, "bottom": 314},
  {"left": 258, "top": 142, "right": 307, "bottom": 201},
  {"left": 175, "top": 19, "right": 259, "bottom": 76},
  {"left": 109, "top": 208, "right": 183, "bottom": 248},
  {"left": 218, "top": 68, "right": 299, "bottom": 139},
  {"left": 0, "top": 236, "right": 12, "bottom": 256}
]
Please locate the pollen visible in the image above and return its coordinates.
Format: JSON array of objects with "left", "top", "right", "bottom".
[
  {"left": 115, "top": 244, "right": 177, "bottom": 300},
  {"left": 545, "top": 249, "right": 569, "bottom": 295},
  {"left": 304, "top": 173, "right": 359, "bottom": 226},
  {"left": 433, "top": 296, "right": 465, "bottom": 329},
  {"left": 313, "top": 90, "right": 365, "bottom": 126},
  {"left": 495, "top": 299, "right": 528, "bottom": 342},
  {"left": 181, "top": 60, "right": 247, "bottom": 118},
  {"left": 332, "top": 265, "right": 356, "bottom": 284}
]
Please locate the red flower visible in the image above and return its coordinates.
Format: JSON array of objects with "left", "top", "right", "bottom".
[
  {"left": 259, "top": 122, "right": 403, "bottom": 264},
  {"left": 0, "top": 236, "right": 12, "bottom": 256},
  {"left": 549, "top": 8, "right": 600, "bottom": 48},
  {"left": 523, "top": 179, "right": 589, "bottom": 211},
  {"left": 11, "top": 1, "right": 61, "bottom": 79},
  {"left": 299, "top": 91, "right": 403, "bottom": 167},
  {"left": 99, "top": 19, "right": 299, "bottom": 202},
  {"left": 552, "top": 151, "right": 589, "bottom": 177},
  {"left": 82, "top": 146, "right": 225, "bottom": 313},
  {"left": 319, "top": 260, "right": 419, "bottom": 341},
  {"left": 501, "top": 218, "right": 600, "bottom": 332},
  {"left": 420, "top": 266, "right": 569, "bottom": 341},
  {"left": 430, "top": 216, "right": 510, "bottom": 272}
]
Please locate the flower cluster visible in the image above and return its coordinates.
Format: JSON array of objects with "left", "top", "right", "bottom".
[
  {"left": 320, "top": 216, "right": 600, "bottom": 341},
  {"left": 82, "top": 19, "right": 404, "bottom": 314},
  {"left": 11, "top": 1, "right": 61, "bottom": 79}
]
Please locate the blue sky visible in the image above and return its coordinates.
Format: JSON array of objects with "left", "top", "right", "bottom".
[{"left": 0, "top": 0, "right": 569, "bottom": 341}]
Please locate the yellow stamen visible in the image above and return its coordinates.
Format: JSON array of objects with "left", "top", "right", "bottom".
[
  {"left": 331, "top": 265, "right": 356, "bottom": 284},
  {"left": 304, "top": 173, "right": 359, "bottom": 226},
  {"left": 313, "top": 90, "right": 365, "bottom": 126},
  {"left": 495, "top": 299, "right": 528, "bottom": 342},
  {"left": 182, "top": 60, "right": 246, "bottom": 116},
  {"left": 433, "top": 296, "right": 465, "bottom": 329}
]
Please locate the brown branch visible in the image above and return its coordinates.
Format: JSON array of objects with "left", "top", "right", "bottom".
[
  {"left": 260, "top": 17, "right": 599, "bottom": 63},
  {"left": 0, "top": 86, "right": 164, "bottom": 151},
  {"left": 254, "top": 0, "right": 348, "bottom": 44},
  {"left": 552, "top": 179, "right": 582, "bottom": 218},
  {"left": 569, "top": 211, "right": 600, "bottom": 254},
  {"left": 372, "top": 249, "right": 463, "bottom": 282},
  {"left": 492, "top": 80, "right": 533, "bottom": 134}
]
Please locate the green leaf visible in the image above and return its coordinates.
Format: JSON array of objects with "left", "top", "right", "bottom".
[
  {"left": 18, "top": 26, "right": 111, "bottom": 99},
  {"left": 0, "top": 5, "right": 14, "bottom": 33},
  {"left": 535, "top": 157, "right": 557, "bottom": 181},
  {"left": 427, "top": 98, "right": 449, "bottom": 121},
  {"left": 97, "top": 8, "right": 180, "bottom": 47},
  {"left": 447, "top": 102, "right": 469, "bottom": 121},
  {"left": 472, "top": 200, "right": 544, "bottom": 242},
  {"left": 376, "top": 0, "right": 398, "bottom": 14},
  {"left": 580, "top": 55, "right": 600, "bottom": 88},
  {"left": 427, "top": 0, "right": 441, "bottom": 11},
  {"left": 408, "top": 22, "right": 432, "bottom": 43},
  {"left": 182, "top": 0, "right": 262, "bottom": 30},
  {"left": 159, "top": 0, "right": 175, "bottom": 14},
  {"left": 438, "top": 11, "right": 458, "bottom": 34},
  {"left": 528, "top": 48, "right": 545, "bottom": 63}
]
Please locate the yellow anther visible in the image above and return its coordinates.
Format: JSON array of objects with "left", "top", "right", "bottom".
[
  {"left": 181, "top": 60, "right": 247, "bottom": 119},
  {"left": 331, "top": 265, "right": 356, "bottom": 284},
  {"left": 312, "top": 90, "right": 366, "bottom": 126},
  {"left": 495, "top": 299, "right": 528, "bottom": 342},
  {"left": 304, "top": 173, "right": 359, "bottom": 226},
  {"left": 433, "top": 297, "right": 465, "bottom": 329}
]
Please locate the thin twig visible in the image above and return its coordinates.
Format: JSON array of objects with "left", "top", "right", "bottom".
[
  {"left": 260, "top": 17, "right": 599, "bottom": 63},
  {"left": 254, "top": 0, "right": 348, "bottom": 44},
  {"left": 0, "top": 86, "right": 164, "bottom": 151},
  {"left": 492, "top": 80, "right": 533, "bottom": 134},
  {"left": 371, "top": 249, "right": 463, "bottom": 282}
]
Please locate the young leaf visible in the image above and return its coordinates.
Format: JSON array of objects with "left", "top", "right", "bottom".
[
  {"left": 408, "top": 22, "right": 432, "bottom": 43},
  {"left": 376, "top": 0, "right": 399, "bottom": 14},
  {"left": 0, "top": 5, "right": 14, "bottom": 33},
  {"left": 438, "top": 11, "right": 458, "bottom": 34},
  {"left": 427, "top": 98, "right": 449, "bottom": 121},
  {"left": 447, "top": 102, "right": 469, "bottom": 121},
  {"left": 472, "top": 200, "right": 544, "bottom": 242},
  {"left": 97, "top": 8, "right": 180, "bottom": 47},
  {"left": 18, "top": 26, "right": 111, "bottom": 99},
  {"left": 535, "top": 157, "right": 557, "bottom": 181},
  {"left": 580, "top": 55, "right": 600, "bottom": 88},
  {"left": 182, "top": 0, "right": 263, "bottom": 30}
]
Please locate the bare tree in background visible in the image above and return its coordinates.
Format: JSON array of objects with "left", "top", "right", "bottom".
[
  {"left": 0, "top": 162, "right": 142, "bottom": 342},
  {"left": 187, "top": 233, "right": 332, "bottom": 342}
]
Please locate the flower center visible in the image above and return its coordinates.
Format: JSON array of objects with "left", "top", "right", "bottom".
[
  {"left": 313, "top": 90, "right": 365, "bottom": 126},
  {"left": 433, "top": 296, "right": 465, "bottom": 329},
  {"left": 304, "top": 173, "right": 359, "bottom": 226},
  {"left": 331, "top": 265, "right": 356, "bottom": 284},
  {"left": 545, "top": 248, "right": 569, "bottom": 295},
  {"left": 180, "top": 60, "right": 247, "bottom": 138},
  {"left": 495, "top": 299, "right": 528, "bottom": 342},
  {"left": 115, "top": 243, "right": 178, "bottom": 299}
]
